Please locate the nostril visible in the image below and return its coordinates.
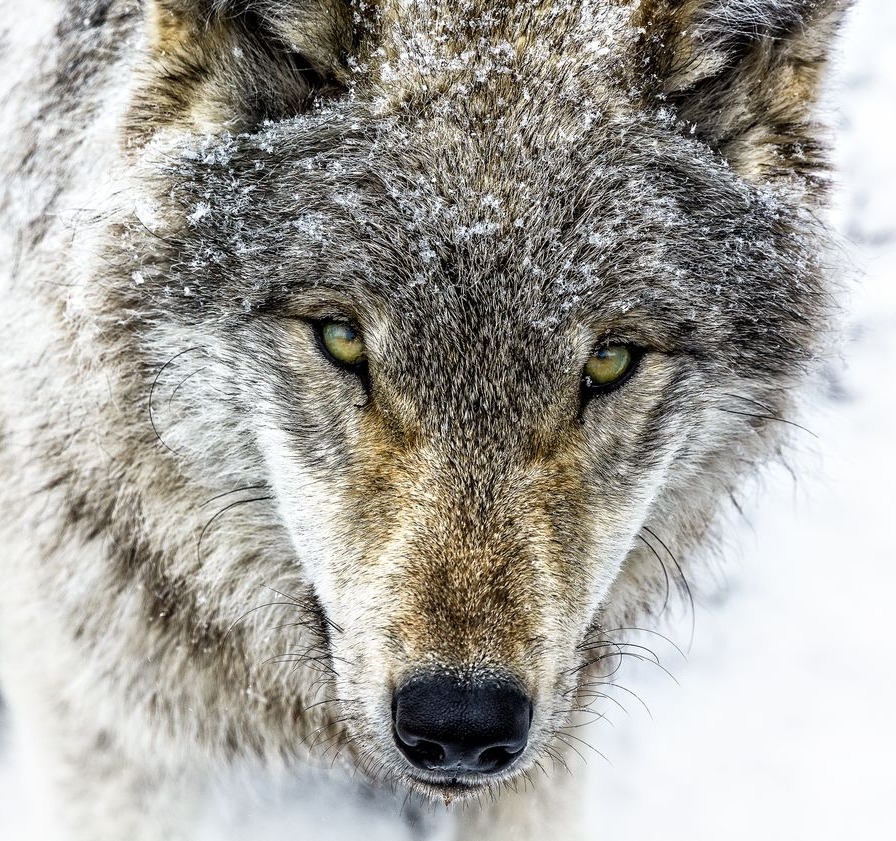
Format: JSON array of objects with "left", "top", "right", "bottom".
[
  {"left": 392, "top": 673, "right": 532, "bottom": 776},
  {"left": 395, "top": 733, "right": 444, "bottom": 766},
  {"left": 477, "top": 744, "right": 525, "bottom": 774}
]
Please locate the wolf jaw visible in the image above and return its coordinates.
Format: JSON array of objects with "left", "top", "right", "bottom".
[{"left": 0, "top": 0, "right": 850, "bottom": 835}]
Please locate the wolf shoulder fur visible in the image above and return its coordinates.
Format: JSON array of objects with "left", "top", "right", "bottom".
[{"left": 0, "top": 1, "right": 851, "bottom": 839}]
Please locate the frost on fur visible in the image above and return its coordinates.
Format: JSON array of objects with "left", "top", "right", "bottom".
[{"left": 0, "top": 1, "right": 851, "bottom": 839}]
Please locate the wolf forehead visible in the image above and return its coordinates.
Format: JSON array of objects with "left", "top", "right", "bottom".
[
  {"left": 123, "top": 0, "right": 838, "bottom": 386},
  {"left": 140, "top": 105, "right": 821, "bottom": 371}
]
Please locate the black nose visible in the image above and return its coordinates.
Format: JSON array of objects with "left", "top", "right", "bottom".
[{"left": 392, "top": 674, "right": 532, "bottom": 775}]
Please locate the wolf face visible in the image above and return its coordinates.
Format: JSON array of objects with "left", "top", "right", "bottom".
[{"left": 14, "top": 0, "right": 847, "bottom": 805}]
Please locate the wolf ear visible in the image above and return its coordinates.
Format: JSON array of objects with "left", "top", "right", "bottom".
[
  {"left": 129, "top": 1, "right": 353, "bottom": 139},
  {"left": 635, "top": 0, "right": 851, "bottom": 184}
]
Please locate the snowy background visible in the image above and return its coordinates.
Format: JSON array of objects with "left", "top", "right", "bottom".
[{"left": 1, "top": 1, "right": 894, "bottom": 838}]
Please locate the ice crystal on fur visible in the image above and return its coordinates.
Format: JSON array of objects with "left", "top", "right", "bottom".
[{"left": 0, "top": 1, "right": 851, "bottom": 839}]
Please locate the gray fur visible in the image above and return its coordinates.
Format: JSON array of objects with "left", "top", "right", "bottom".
[{"left": 0, "top": 1, "right": 849, "bottom": 838}]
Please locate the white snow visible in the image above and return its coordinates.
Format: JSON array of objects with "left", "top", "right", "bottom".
[{"left": 2, "top": 1, "right": 894, "bottom": 838}]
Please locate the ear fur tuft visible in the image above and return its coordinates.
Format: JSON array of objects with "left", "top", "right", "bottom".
[
  {"left": 129, "top": 1, "right": 353, "bottom": 141},
  {"left": 635, "top": 0, "right": 852, "bottom": 186}
]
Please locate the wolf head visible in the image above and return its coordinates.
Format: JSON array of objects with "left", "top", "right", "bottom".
[{"left": 77, "top": 0, "right": 846, "bottom": 797}]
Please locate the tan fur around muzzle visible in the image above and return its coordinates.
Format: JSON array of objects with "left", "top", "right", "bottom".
[{"left": 333, "top": 411, "right": 605, "bottom": 703}]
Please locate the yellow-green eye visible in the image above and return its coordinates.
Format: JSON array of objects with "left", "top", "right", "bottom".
[
  {"left": 319, "top": 321, "right": 367, "bottom": 368},
  {"left": 583, "top": 345, "right": 637, "bottom": 392}
]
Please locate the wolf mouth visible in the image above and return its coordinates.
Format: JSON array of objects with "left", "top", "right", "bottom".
[{"left": 403, "top": 770, "right": 507, "bottom": 801}]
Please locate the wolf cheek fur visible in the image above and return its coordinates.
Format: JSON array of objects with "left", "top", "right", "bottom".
[{"left": 0, "top": 1, "right": 850, "bottom": 839}]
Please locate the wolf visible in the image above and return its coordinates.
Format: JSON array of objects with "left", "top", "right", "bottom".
[{"left": 0, "top": 0, "right": 850, "bottom": 839}]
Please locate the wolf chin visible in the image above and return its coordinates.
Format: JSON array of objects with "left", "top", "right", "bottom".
[{"left": 0, "top": 1, "right": 849, "bottom": 839}]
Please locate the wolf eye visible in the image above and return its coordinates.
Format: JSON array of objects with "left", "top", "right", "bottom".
[
  {"left": 317, "top": 320, "right": 367, "bottom": 369},
  {"left": 582, "top": 345, "right": 639, "bottom": 395}
]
